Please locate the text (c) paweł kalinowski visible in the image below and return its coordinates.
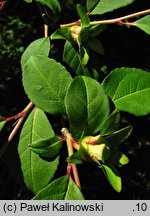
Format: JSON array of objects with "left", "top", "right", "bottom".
[{"left": 20, "top": 202, "right": 103, "bottom": 212}]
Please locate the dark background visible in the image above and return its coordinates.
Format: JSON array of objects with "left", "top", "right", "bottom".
[{"left": 0, "top": 0, "right": 150, "bottom": 199}]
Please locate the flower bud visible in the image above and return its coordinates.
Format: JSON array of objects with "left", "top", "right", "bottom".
[{"left": 70, "top": 25, "right": 82, "bottom": 40}]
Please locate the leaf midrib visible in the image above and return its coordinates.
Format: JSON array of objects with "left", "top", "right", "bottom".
[{"left": 113, "top": 88, "right": 150, "bottom": 102}]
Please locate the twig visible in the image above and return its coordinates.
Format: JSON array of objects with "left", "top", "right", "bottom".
[
  {"left": 8, "top": 102, "right": 34, "bottom": 142},
  {"left": 60, "top": 8, "right": 150, "bottom": 28},
  {"left": 61, "top": 128, "right": 81, "bottom": 189},
  {"left": 36, "top": 1, "right": 49, "bottom": 37}
]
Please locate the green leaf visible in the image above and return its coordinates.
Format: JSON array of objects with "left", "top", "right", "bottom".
[
  {"left": 103, "top": 67, "right": 150, "bottom": 116},
  {"left": 22, "top": 55, "right": 72, "bottom": 115},
  {"left": 107, "top": 125, "right": 133, "bottom": 147},
  {"left": 101, "top": 110, "right": 120, "bottom": 136},
  {"left": 30, "top": 136, "right": 63, "bottom": 158},
  {"left": 108, "top": 150, "right": 129, "bottom": 166},
  {"left": 23, "top": 0, "right": 32, "bottom": 2},
  {"left": 63, "top": 41, "right": 89, "bottom": 75},
  {"left": 0, "top": 117, "right": 5, "bottom": 132},
  {"left": 65, "top": 76, "right": 109, "bottom": 139},
  {"left": 87, "top": 37, "right": 104, "bottom": 55},
  {"left": 135, "top": 15, "right": 150, "bottom": 35},
  {"left": 91, "top": 0, "right": 135, "bottom": 15},
  {"left": 18, "top": 108, "right": 59, "bottom": 194},
  {"left": 33, "top": 175, "right": 84, "bottom": 200},
  {"left": 77, "top": 4, "right": 90, "bottom": 27},
  {"left": 86, "top": 0, "right": 100, "bottom": 13},
  {"left": 101, "top": 164, "right": 122, "bottom": 192},
  {"left": 90, "top": 24, "right": 107, "bottom": 37},
  {"left": 79, "top": 27, "right": 90, "bottom": 44},
  {"left": 80, "top": 46, "right": 89, "bottom": 65},
  {"left": 21, "top": 38, "right": 50, "bottom": 68},
  {"left": 51, "top": 26, "right": 72, "bottom": 42},
  {"left": 119, "top": 153, "right": 129, "bottom": 165},
  {"left": 35, "top": 0, "right": 61, "bottom": 15}
]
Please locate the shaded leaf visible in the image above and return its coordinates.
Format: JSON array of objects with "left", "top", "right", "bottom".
[
  {"left": 63, "top": 41, "right": 89, "bottom": 75},
  {"left": 103, "top": 67, "right": 150, "bottom": 116},
  {"left": 33, "top": 175, "right": 84, "bottom": 200},
  {"left": 18, "top": 108, "right": 59, "bottom": 194},
  {"left": 101, "top": 164, "right": 122, "bottom": 192},
  {"left": 101, "top": 110, "right": 120, "bottom": 136},
  {"left": 36, "top": 0, "right": 61, "bottom": 15},
  {"left": 91, "top": 0, "right": 135, "bottom": 15},
  {"left": 79, "top": 27, "right": 90, "bottom": 44},
  {"left": 87, "top": 37, "right": 104, "bottom": 55},
  {"left": 136, "top": 15, "right": 150, "bottom": 35},
  {"left": 77, "top": 4, "right": 90, "bottom": 27},
  {"left": 107, "top": 125, "right": 133, "bottom": 147},
  {"left": 21, "top": 38, "right": 50, "bottom": 68},
  {"left": 66, "top": 150, "right": 83, "bottom": 164},
  {"left": 90, "top": 24, "right": 107, "bottom": 37},
  {"left": 65, "top": 76, "right": 109, "bottom": 139},
  {"left": 86, "top": 0, "right": 100, "bottom": 13},
  {"left": 30, "top": 136, "right": 63, "bottom": 158},
  {"left": 23, "top": 55, "right": 72, "bottom": 114},
  {"left": 0, "top": 116, "right": 5, "bottom": 132}
]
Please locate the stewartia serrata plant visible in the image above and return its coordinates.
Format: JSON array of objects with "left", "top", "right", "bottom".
[{"left": 1, "top": 0, "right": 150, "bottom": 200}]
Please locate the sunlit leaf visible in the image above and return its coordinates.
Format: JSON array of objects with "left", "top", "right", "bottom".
[
  {"left": 18, "top": 108, "right": 59, "bottom": 194},
  {"left": 91, "top": 0, "right": 135, "bottom": 15},
  {"left": 103, "top": 67, "right": 150, "bottom": 115},
  {"left": 23, "top": 55, "right": 72, "bottom": 114},
  {"left": 65, "top": 76, "right": 109, "bottom": 139},
  {"left": 101, "top": 164, "right": 122, "bottom": 192},
  {"left": 136, "top": 15, "right": 150, "bottom": 35},
  {"left": 33, "top": 175, "right": 84, "bottom": 200},
  {"left": 21, "top": 37, "right": 50, "bottom": 68}
]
